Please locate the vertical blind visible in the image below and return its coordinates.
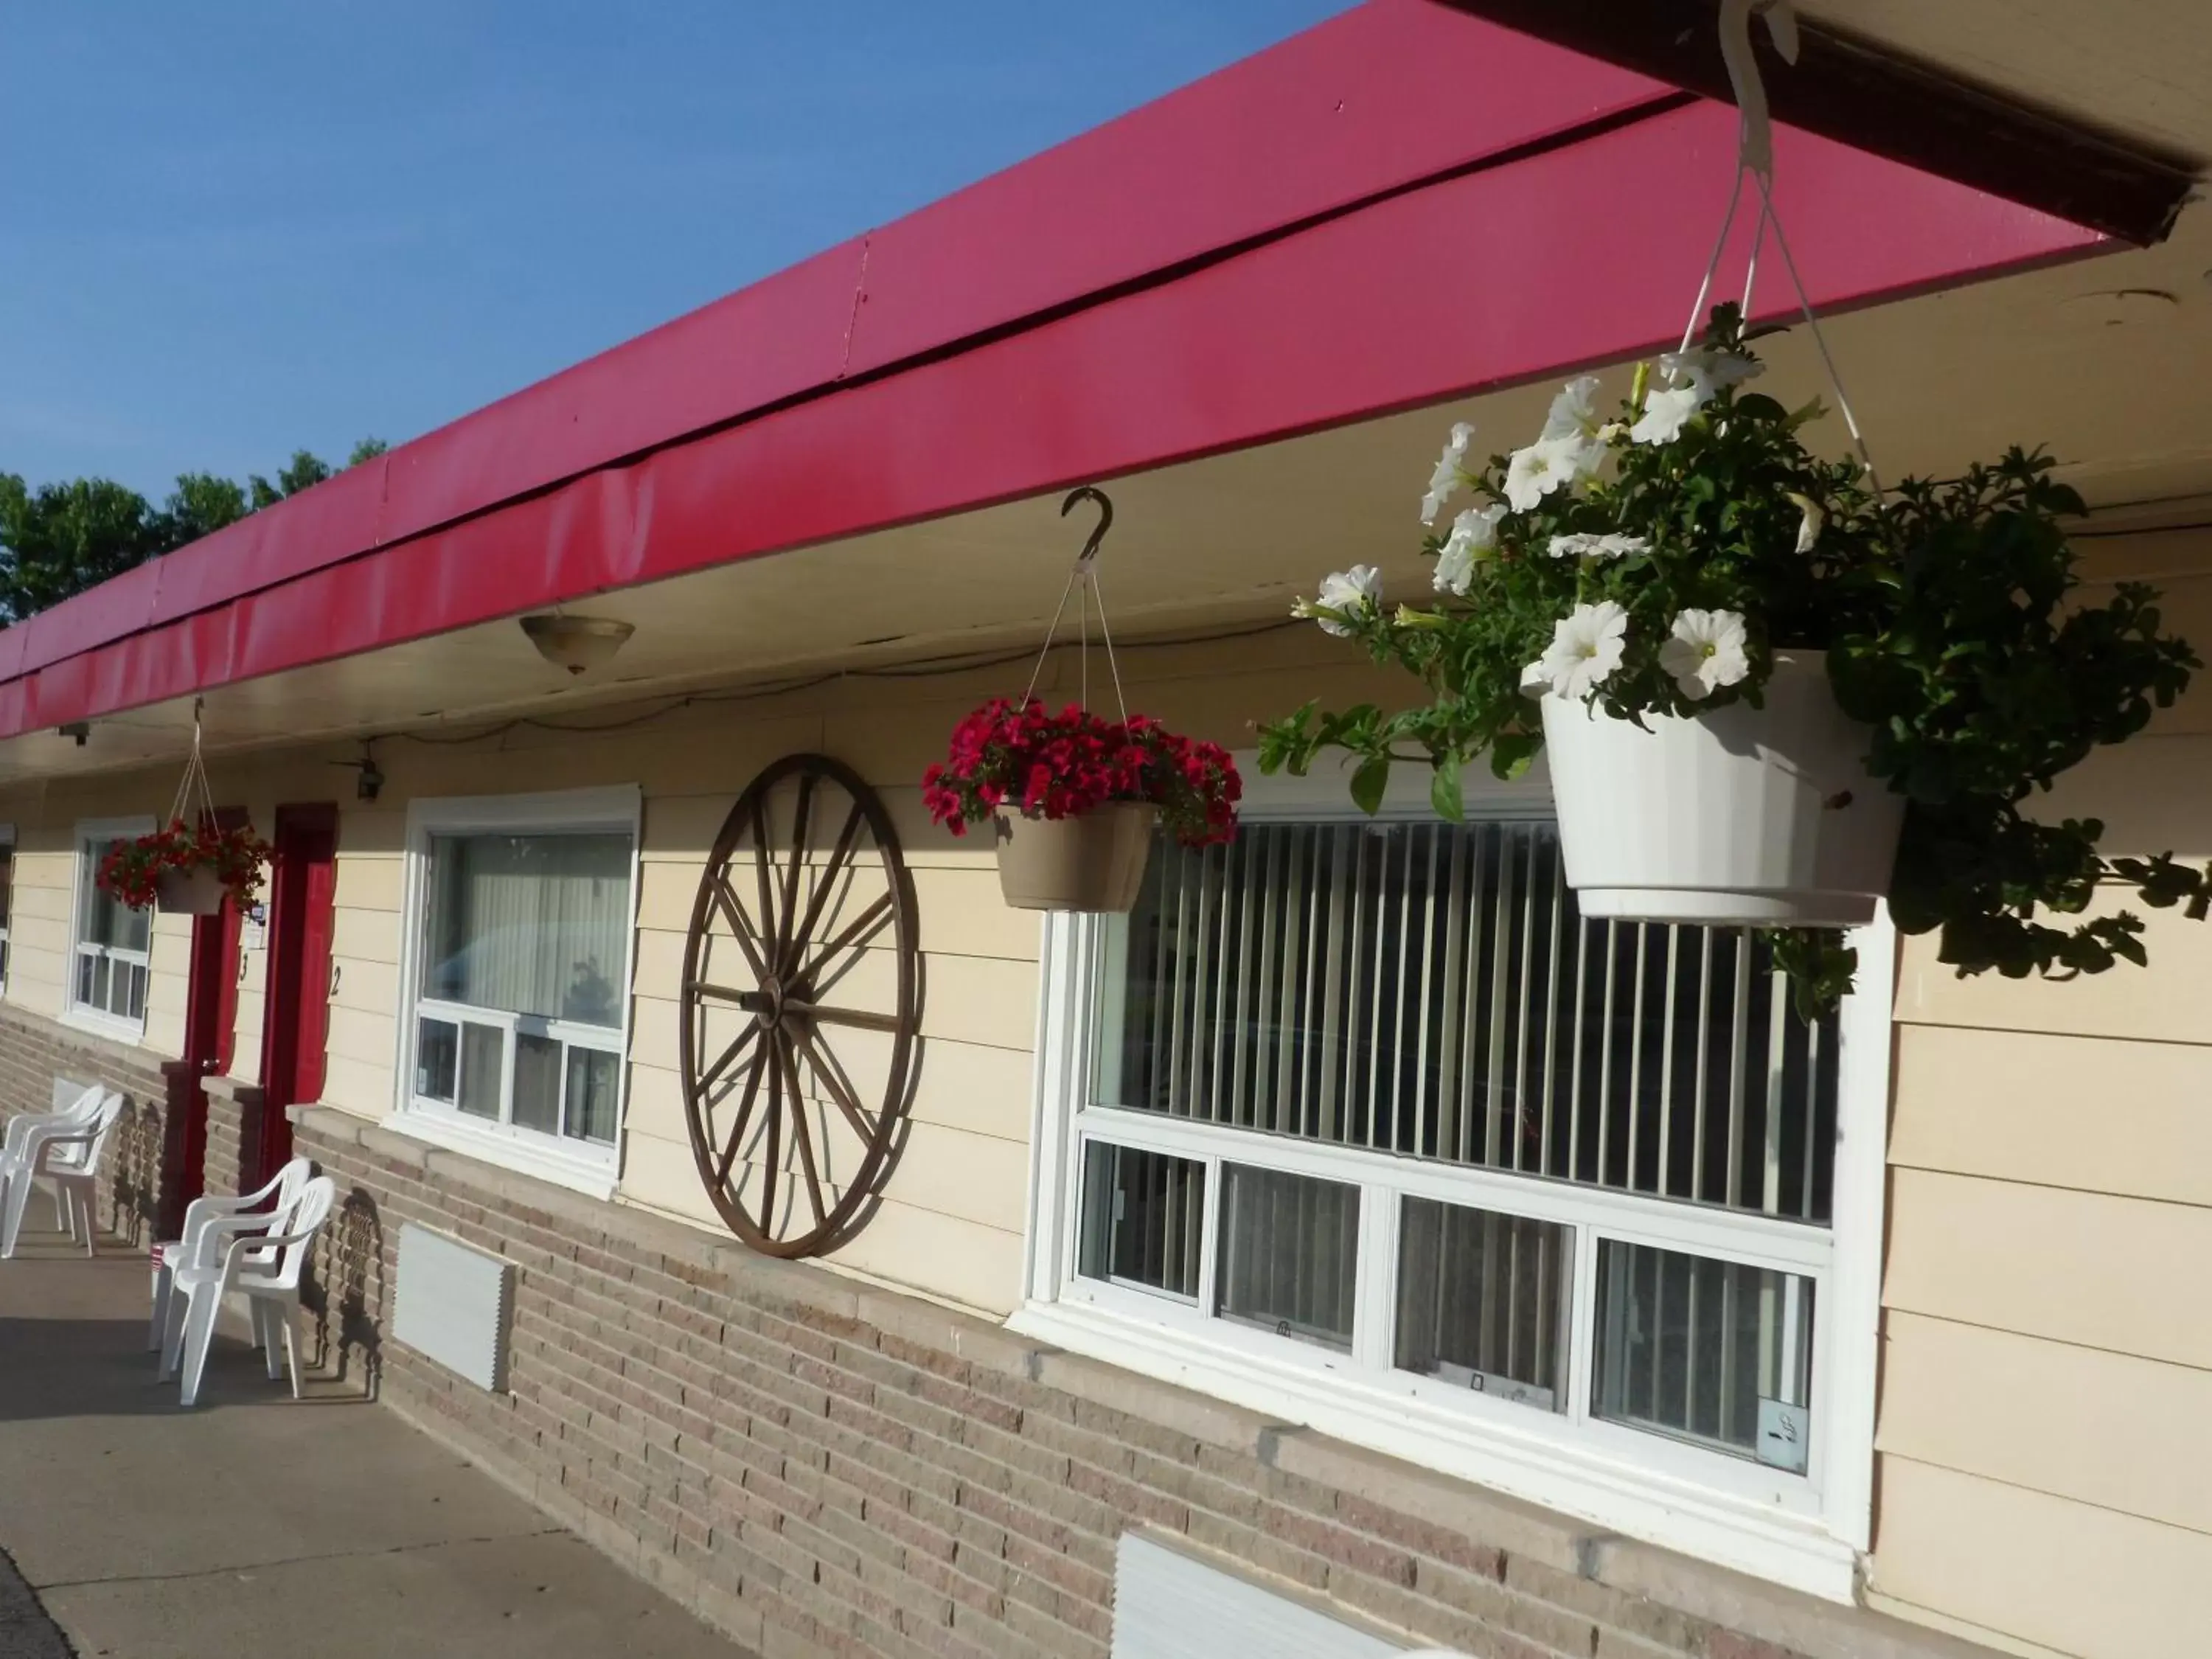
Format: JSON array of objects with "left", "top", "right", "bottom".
[
  {"left": 423, "top": 832, "right": 630, "bottom": 1027},
  {"left": 1101, "top": 821, "right": 1839, "bottom": 1225}
]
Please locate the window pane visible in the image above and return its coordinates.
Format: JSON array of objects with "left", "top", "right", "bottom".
[
  {"left": 565, "top": 1046, "right": 621, "bottom": 1144},
  {"left": 80, "top": 841, "right": 150, "bottom": 955},
  {"left": 457, "top": 1023, "right": 504, "bottom": 1119},
  {"left": 124, "top": 961, "right": 146, "bottom": 1021},
  {"left": 1395, "top": 1197, "right": 1568, "bottom": 1411},
  {"left": 417, "top": 1019, "right": 459, "bottom": 1102},
  {"left": 0, "top": 844, "right": 15, "bottom": 935},
  {"left": 1078, "top": 1142, "right": 1203, "bottom": 1301},
  {"left": 424, "top": 832, "right": 630, "bottom": 1028},
  {"left": 1591, "top": 1240, "right": 1815, "bottom": 1468},
  {"left": 1101, "top": 823, "right": 1840, "bottom": 1224},
  {"left": 75, "top": 952, "right": 97, "bottom": 1008},
  {"left": 512, "top": 1032, "right": 562, "bottom": 1135},
  {"left": 1214, "top": 1164, "right": 1357, "bottom": 1351}
]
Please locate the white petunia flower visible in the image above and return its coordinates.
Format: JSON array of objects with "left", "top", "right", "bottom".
[
  {"left": 1629, "top": 387, "right": 1703, "bottom": 446},
  {"left": 1504, "top": 434, "right": 1604, "bottom": 511},
  {"left": 1595, "top": 533, "right": 1650, "bottom": 558},
  {"left": 1298, "top": 565, "right": 1383, "bottom": 636},
  {"left": 1786, "top": 492, "right": 1825, "bottom": 554},
  {"left": 1658, "top": 608, "right": 1752, "bottom": 700},
  {"left": 1547, "top": 532, "right": 1601, "bottom": 559},
  {"left": 1540, "top": 375, "right": 1604, "bottom": 441},
  {"left": 1658, "top": 348, "right": 1762, "bottom": 403},
  {"left": 1421, "top": 422, "right": 1478, "bottom": 525},
  {"left": 1434, "top": 503, "right": 1506, "bottom": 594},
  {"left": 1529, "top": 601, "right": 1630, "bottom": 700}
]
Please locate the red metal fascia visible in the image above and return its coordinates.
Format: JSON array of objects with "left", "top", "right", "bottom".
[
  {"left": 0, "top": 101, "right": 2101, "bottom": 742},
  {"left": 3, "top": 1, "right": 1682, "bottom": 692}
]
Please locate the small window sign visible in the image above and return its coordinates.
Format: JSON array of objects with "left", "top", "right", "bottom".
[
  {"left": 240, "top": 902, "right": 268, "bottom": 953},
  {"left": 1756, "top": 1397, "right": 1810, "bottom": 1474}
]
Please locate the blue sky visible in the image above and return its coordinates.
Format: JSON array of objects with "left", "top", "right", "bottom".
[{"left": 1, "top": 2, "right": 1346, "bottom": 501}]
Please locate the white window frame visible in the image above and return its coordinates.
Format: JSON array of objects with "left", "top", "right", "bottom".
[
  {"left": 64, "top": 815, "right": 156, "bottom": 1041},
  {"left": 389, "top": 785, "right": 641, "bottom": 1199},
  {"left": 1013, "top": 754, "right": 1890, "bottom": 1602}
]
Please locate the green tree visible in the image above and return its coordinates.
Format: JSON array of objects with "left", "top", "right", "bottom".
[{"left": 0, "top": 437, "right": 389, "bottom": 622}]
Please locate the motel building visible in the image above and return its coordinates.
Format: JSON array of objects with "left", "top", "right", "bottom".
[{"left": 1, "top": 6, "right": 2207, "bottom": 1658}]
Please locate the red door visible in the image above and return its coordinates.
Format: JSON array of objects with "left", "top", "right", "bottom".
[{"left": 252, "top": 803, "right": 338, "bottom": 1191}]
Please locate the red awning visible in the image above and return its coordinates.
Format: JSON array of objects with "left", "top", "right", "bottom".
[{"left": 0, "top": 0, "right": 2100, "bottom": 743}]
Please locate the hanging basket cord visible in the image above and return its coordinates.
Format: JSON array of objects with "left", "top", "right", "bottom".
[
  {"left": 1018, "top": 486, "right": 1130, "bottom": 725},
  {"left": 164, "top": 699, "right": 220, "bottom": 832},
  {"left": 1674, "top": 0, "right": 1885, "bottom": 501}
]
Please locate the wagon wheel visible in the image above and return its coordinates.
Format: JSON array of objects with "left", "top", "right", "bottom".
[{"left": 679, "top": 754, "right": 922, "bottom": 1258}]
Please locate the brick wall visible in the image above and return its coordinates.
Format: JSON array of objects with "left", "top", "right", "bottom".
[
  {"left": 0, "top": 1001, "right": 180, "bottom": 1248},
  {"left": 289, "top": 1105, "right": 2001, "bottom": 1659},
  {"left": 201, "top": 1079, "right": 253, "bottom": 1202}
]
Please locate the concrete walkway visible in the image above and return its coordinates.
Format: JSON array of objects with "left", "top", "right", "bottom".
[{"left": 0, "top": 1215, "right": 753, "bottom": 1659}]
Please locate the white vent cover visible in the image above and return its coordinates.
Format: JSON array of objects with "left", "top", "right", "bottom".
[
  {"left": 1113, "top": 1532, "right": 1453, "bottom": 1658},
  {"left": 392, "top": 1222, "right": 515, "bottom": 1392}
]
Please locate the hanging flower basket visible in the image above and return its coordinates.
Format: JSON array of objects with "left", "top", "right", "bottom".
[
  {"left": 924, "top": 698, "right": 1239, "bottom": 913},
  {"left": 1542, "top": 653, "right": 1903, "bottom": 925},
  {"left": 1264, "top": 305, "right": 2208, "bottom": 1012},
  {"left": 99, "top": 818, "right": 272, "bottom": 915},
  {"left": 95, "top": 709, "right": 273, "bottom": 915}
]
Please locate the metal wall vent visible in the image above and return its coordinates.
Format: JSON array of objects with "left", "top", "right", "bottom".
[
  {"left": 1113, "top": 1531, "right": 1453, "bottom": 1658},
  {"left": 392, "top": 1222, "right": 515, "bottom": 1392}
]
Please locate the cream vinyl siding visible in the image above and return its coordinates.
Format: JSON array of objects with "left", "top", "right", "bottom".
[
  {"left": 1868, "top": 526, "right": 2212, "bottom": 1659},
  {"left": 0, "top": 796, "right": 193, "bottom": 1055}
]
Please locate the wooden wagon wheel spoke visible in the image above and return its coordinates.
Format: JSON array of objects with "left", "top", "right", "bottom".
[
  {"left": 785, "top": 1000, "right": 903, "bottom": 1033},
  {"left": 776, "top": 1029, "right": 829, "bottom": 1228},
  {"left": 678, "top": 753, "right": 923, "bottom": 1260},
  {"left": 793, "top": 1023, "right": 878, "bottom": 1145},
  {"left": 698, "top": 1021, "right": 763, "bottom": 1102},
  {"left": 751, "top": 793, "right": 782, "bottom": 948},
  {"left": 713, "top": 1043, "right": 771, "bottom": 1189},
  {"left": 786, "top": 802, "right": 868, "bottom": 970},
  {"left": 759, "top": 1034, "right": 785, "bottom": 1235},
  {"left": 710, "top": 876, "right": 772, "bottom": 983},
  {"left": 776, "top": 771, "right": 816, "bottom": 975},
  {"left": 796, "top": 891, "right": 897, "bottom": 991}
]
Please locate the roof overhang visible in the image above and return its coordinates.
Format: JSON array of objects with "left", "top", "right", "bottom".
[{"left": 0, "top": 0, "right": 2116, "bottom": 780}]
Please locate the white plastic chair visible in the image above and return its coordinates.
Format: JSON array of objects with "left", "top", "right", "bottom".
[
  {"left": 0, "top": 1091, "right": 124, "bottom": 1259},
  {"left": 147, "top": 1156, "right": 314, "bottom": 1352},
  {"left": 0, "top": 1082, "right": 105, "bottom": 1239},
  {"left": 166, "top": 1175, "right": 335, "bottom": 1408}
]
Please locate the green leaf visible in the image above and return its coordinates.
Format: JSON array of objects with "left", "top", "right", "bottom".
[
  {"left": 1430, "top": 755, "right": 1465, "bottom": 822},
  {"left": 1350, "top": 755, "right": 1391, "bottom": 816}
]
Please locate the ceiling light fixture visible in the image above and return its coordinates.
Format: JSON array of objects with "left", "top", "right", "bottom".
[{"left": 521, "top": 613, "right": 635, "bottom": 675}]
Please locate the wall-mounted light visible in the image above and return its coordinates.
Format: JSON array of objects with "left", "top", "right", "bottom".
[
  {"left": 57, "top": 722, "right": 88, "bottom": 747},
  {"left": 521, "top": 613, "right": 634, "bottom": 675},
  {"left": 332, "top": 740, "right": 383, "bottom": 803}
]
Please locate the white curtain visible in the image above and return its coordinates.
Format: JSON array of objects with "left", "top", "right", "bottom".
[{"left": 424, "top": 832, "right": 630, "bottom": 1028}]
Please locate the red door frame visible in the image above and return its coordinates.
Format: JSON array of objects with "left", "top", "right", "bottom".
[
  {"left": 160, "top": 807, "right": 248, "bottom": 1234},
  {"left": 250, "top": 802, "right": 338, "bottom": 1192}
]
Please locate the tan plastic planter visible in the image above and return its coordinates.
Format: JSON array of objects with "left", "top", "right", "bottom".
[
  {"left": 153, "top": 866, "right": 226, "bottom": 916},
  {"left": 992, "top": 803, "right": 1155, "bottom": 913}
]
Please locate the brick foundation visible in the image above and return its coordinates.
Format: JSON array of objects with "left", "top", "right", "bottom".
[
  {"left": 0, "top": 1001, "right": 182, "bottom": 1249},
  {"left": 288, "top": 1104, "right": 2000, "bottom": 1659},
  {"left": 201, "top": 1076, "right": 257, "bottom": 1200}
]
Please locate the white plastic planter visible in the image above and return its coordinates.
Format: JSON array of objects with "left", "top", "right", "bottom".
[{"left": 1540, "top": 653, "right": 1904, "bottom": 927}]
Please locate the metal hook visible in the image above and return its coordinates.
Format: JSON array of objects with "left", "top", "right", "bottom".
[{"left": 1060, "top": 486, "right": 1113, "bottom": 566}]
